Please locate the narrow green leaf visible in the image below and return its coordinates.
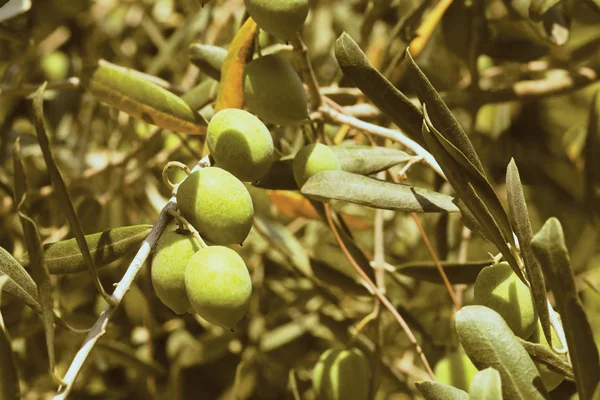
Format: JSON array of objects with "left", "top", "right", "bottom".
[
  {"left": 421, "top": 121, "right": 524, "bottom": 281},
  {"left": 329, "top": 145, "right": 411, "bottom": 175},
  {"left": 310, "top": 258, "right": 369, "bottom": 296},
  {"left": 456, "top": 305, "right": 548, "bottom": 399},
  {"left": 0, "top": 246, "right": 40, "bottom": 312},
  {"left": 95, "top": 341, "right": 166, "bottom": 377},
  {"left": 259, "top": 314, "right": 318, "bottom": 352},
  {"left": 334, "top": 32, "right": 425, "bottom": 147},
  {"left": 469, "top": 368, "right": 503, "bottom": 400},
  {"left": 405, "top": 49, "right": 485, "bottom": 174},
  {"left": 506, "top": 159, "right": 552, "bottom": 347},
  {"left": 585, "top": 91, "right": 600, "bottom": 221},
  {"left": 424, "top": 110, "right": 515, "bottom": 247},
  {"left": 81, "top": 62, "right": 207, "bottom": 135},
  {"left": 32, "top": 84, "right": 113, "bottom": 305},
  {"left": 517, "top": 338, "right": 574, "bottom": 380},
  {"left": 180, "top": 78, "right": 218, "bottom": 111},
  {"left": 530, "top": 218, "right": 600, "bottom": 399},
  {"left": 188, "top": 44, "right": 226, "bottom": 81},
  {"left": 254, "top": 159, "right": 298, "bottom": 190},
  {"left": 12, "top": 138, "right": 59, "bottom": 384},
  {"left": 454, "top": 198, "right": 492, "bottom": 243},
  {"left": 20, "top": 225, "right": 152, "bottom": 274},
  {"left": 415, "top": 381, "right": 469, "bottom": 400},
  {"left": 394, "top": 260, "right": 493, "bottom": 284},
  {"left": 0, "top": 276, "right": 21, "bottom": 400},
  {"left": 301, "top": 170, "right": 459, "bottom": 213}
]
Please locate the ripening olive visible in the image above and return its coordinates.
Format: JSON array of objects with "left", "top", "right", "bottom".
[
  {"left": 151, "top": 227, "right": 200, "bottom": 314},
  {"left": 176, "top": 167, "right": 254, "bottom": 245},
  {"left": 184, "top": 246, "right": 252, "bottom": 329},
  {"left": 207, "top": 108, "right": 274, "bottom": 182},
  {"left": 243, "top": 54, "right": 308, "bottom": 126},
  {"left": 293, "top": 143, "right": 341, "bottom": 188},
  {"left": 473, "top": 262, "right": 538, "bottom": 339},
  {"left": 313, "top": 348, "right": 370, "bottom": 400},
  {"left": 530, "top": 321, "right": 566, "bottom": 391},
  {"left": 244, "top": 0, "right": 309, "bottom": 41}
]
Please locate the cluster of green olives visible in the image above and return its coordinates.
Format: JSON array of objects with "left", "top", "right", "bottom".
[
  {"left": 312, "top": 347, "right": 371, "bottom": 400},
  {"left": 150, "top": 228, "right": 252, "bottom": 329}
]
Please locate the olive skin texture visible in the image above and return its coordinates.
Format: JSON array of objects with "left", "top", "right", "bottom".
[
  {"left": 244, "top": 0, "right": 309, "bottom": 41},
  {"left": 313, "top": 348, "right": 370, "bottom": 400},
  {"left": 184, "top": 246, "right": 252, "bottom": 329},
  {"left": 176, "top": 167, "right": 254, "bottom": 245},
  {"left": 207, "top": 108, "right": 274, "bottom": 182},
  {"left": 473, "top": 262, "right": 538, "bottom": 339},
  {"left": 530, "top": 321, "right": 566, "bottom": 391},
  {"left": 293, "top": 143, "right": 341, "bottom": 188},
  {"left": 151, "top": 228, "right": 199, "bottom": 314},
  {"left": 243, "top": 54, "right": 308, "bottom": 126}
]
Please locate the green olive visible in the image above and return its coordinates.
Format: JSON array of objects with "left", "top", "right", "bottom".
[
  {"left": 184, "top": 246, "right": 252, "bottom": 329},
  {"left": 176, "top": 167, "right": 254, "bottom": 245},
  {"left": 243, "top": 54, "right": 308, "bottom": 126},
  {"left": 151, "top": 227, "right": 200, "bottom": 314},
  {"left": 207, "top": 108, "right": 274, "bottom": 182},
  {"left": 473, "top": 262, "right": 538, "bottom": 339},
  {"left": 530, "top": 321, "right": 566, "bottom": 391},
  {"left": 244, "top": 0, "right": 309, "bottom": 41},
  {"left": 313, "top": 348, "right": 370, "bottom": 400},
  {"left": 434, "top": 345, "right": 478, "bottom": 392},
  {"left": 293, "top": 143, "right": 341, "bottom": 188}
]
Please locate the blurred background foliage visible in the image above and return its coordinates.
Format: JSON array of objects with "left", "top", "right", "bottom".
[{"left": 0, "top": 0, "right": 600, "bottom": 399}]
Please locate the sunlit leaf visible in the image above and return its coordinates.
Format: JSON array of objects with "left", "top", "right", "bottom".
[
  {"left": 517, "top": 337, "right": 574, "bottom": 380},
  {"left": 301, "top": 170, "right": 459, "bottom": 213},
  {"left": 330, "top": 145, "right": 411, "bottom": 175},
  {"left": 188, "top": 44, "right": 227, "bottom": 81},
  {"left": 506, "top": 159, "right": 552, "bottom": 347},
  {"left": 81, "top": 61, "right": 206, "bottom": 135},
  {"left": 456, "top": 305, "right": 548, "bottom": 399},
  {"left": 0, "top": 276, "right": 21, "bottom": 400},
  {"left": 469, "top": 367, "right": 502, "bottom": 400},
  {"left": 259, "top": 313, "right": 318, "bottom": 352},
  {"left": 21, "top": 225, "right": 152, "bottom": 274},
  {"left": 415, "top": 381, "right": 469, "bottom": 400},
  {"left": 0, "top": 246, "right": 40, "bottom": 312},
  {"left": 531, "top": 217, "right": 600, "bottom": 399},
  {"left": 180, "top": 78, "right": 219, "bottom": 111}
]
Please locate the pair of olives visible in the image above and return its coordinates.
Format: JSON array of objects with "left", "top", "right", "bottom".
[
  {"left": 312, "top": 347, "right": 371, "bottom": 400},
  {"left": 151, "top": 228, "right": 252, "bottom": 329}
]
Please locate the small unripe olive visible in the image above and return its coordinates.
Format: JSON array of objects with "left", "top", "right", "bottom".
[
  {"left": 293, "top": 143, "right": 341, "bottom": 188},
  {"left": 151, "top": 228, "right": 200, "bottom": 314},
  {"left": 473, "top": 262, "right": 537, "bottom": 339},
  {"left": 184, "top": 246, "right": 252, "bottom": 329},
  {"left": 313, "top": 348, "right": 370, "bottom": 400},
  {"left": 207, "top": 108, "right": 274, "bottom": 182},
  {"left": 434, "top": 346, "right": 478, "bottom": 392},
  {"left": 176, "top": 167, "right": 254, "bottom": 245},
  {"left": 244, "top": 0, "right": 309, "bottom": 41},
  {"left": 530, "top": 321, "right": 566, "bottom": 391},
  {"left": 243, "top": 54, "right": 308, "bottom": 126}
]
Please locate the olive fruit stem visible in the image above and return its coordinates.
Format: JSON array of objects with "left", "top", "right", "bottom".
[
  {"left": 53, "top": 201, "right": 177, "bottom": 400},
  {"left": 291, "top": 32, "right": 322, "bottom": 111},
  {"left": 162, "top": 161, "right": 191, "bottom": 191},
  {"left": 166, "top": 209, "right": 209, "bottom": 249}
]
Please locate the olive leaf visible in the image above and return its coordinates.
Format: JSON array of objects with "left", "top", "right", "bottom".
[
  {"left": 469, "top": 367, "right": 502, "bottom": 400},
  {"left": 584, "top": 90, "right": 600, "bottom": 222},
  {"left": 329, "top": 145, "right": 411, "bottom": 175},
  {"left": 188, "top": 43, "right": 226, "bottom": 81},
  {"left": 80, "top": 61, "right": 206, "bottom": 135},
  {"left": 517, "top": 338, "right": 574, "bottom": 380},
  {"left": 405, "top": 49, "right": 484, "bottom": 174},
  {"left": 95, "top": 340, "right": 166, "bottom": 377},
  {"left": 394, "top": 260, "right": 493, "bottom": 285},
  {"left": 301, "top": 170, "right": 459, "bottom": 213},
  {"left": 20, "top": 225, "right": 152, "bottom": 275},
  {"left": 0, "top": 246, "right": 40, "bottom": 312},
  {"left": 531, "top": 217, "right": 600, "bottom": 399},
  {"left": 12, "top": 136, "right": 59, "bottom": 384},
  {"left": 455, "top": 305, "right": 548, "bottom": 399},
  {"left": 310, "top": 258, "right": 369, "bottom": 296},
  {"left": 259, "top": 313, "right": 319, "bottom": 352},
  {"left": 334, "top": 32, "right": 425, "bottom": 147},
  {"left": 33, "top": 84, "right": 113, "bottom": 305},
  {"left": 0, "top": 275, "right": 21, "bottom": 400},
  {"left": 506, "top": 159, "right": 552, "bottom": 347},
  {"left": 180, "top": 78, "right": 219, "bottom": 112},
  {"left": 415, "top": 381, "right": 469, "bottom": 400}
]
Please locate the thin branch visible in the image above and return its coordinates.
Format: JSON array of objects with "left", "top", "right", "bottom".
[
  {"left": 316, "top": 104, "right": 446, "bottom": 180},
  {"left": 291, "top": 33, "right": 322, "bottom": 111},
  {"left": 53, "top": 201, "right": 177, "bottom": 400}
]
